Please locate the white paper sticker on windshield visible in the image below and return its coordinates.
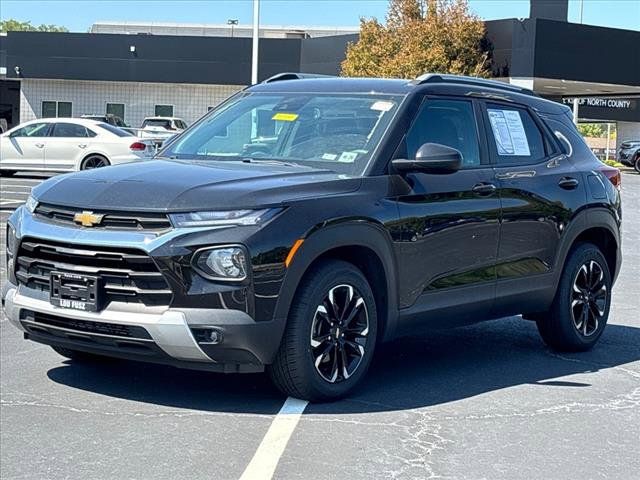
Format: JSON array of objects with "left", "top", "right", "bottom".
[
  {"left": 321, "top": 153, "right": 337, "bottom": 161},
  {"left": 487, "top": 109, "right": 531, "bottom": 156},
  {"left": 370, "top": 100, "right": 394, "bottom": 112},
  {"left": 338, "top": 151, "right": 358, "bottom": 163}
]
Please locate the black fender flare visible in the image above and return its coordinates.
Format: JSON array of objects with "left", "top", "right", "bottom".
[
  {"left": 271, "top": 220, "right": 400, "bottom": 345},
  {"left": 552, "top": 206, "right": 621, "bottom": 287}
]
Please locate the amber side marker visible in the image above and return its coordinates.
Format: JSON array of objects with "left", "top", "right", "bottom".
[{"left": 285, "top": 239, "right": 304, "bottom": 268}]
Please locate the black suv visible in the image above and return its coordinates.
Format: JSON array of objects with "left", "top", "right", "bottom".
[
  {"left": 617, "top": 140, "right": 640, "bottom": 172},
  {"left": 3, "top": 74, "right": 622, "bottom": 401}
]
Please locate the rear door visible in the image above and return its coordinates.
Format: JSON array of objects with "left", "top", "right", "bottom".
[
  {"left": 0, "top": 122, "right": 49, "bottom": 171},
  {"left": 481, "top": 101, "right": 583, "bottom": 315},
  {"left": 45, "top": 122, "right": 94, "bottom": 171},
  {"left": 393, "top": 96, "right": 501, "bottom": 328}
]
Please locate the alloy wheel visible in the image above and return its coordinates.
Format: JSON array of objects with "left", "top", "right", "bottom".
[
  {"left": 83, "top": 157, "right": 108, "bottom": 169},
  {"left": 310, "top": 284, "right": 369, "bottom": 383},
  {"left": 571, "top": 260, "right": 607, "bottom": 337}
]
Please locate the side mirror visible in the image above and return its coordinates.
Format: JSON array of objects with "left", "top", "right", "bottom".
[{"left": 392, "top": 143, "right": 462, "bottom": 175}]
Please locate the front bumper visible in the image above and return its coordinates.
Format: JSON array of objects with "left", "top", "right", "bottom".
[{"left": 2, "top": 281, "right": 279, "bottom": 374}]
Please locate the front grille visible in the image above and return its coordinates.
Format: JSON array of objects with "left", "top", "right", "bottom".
[
  {"left": 34, "top": 203, "right": 172, "bottom": 231},
  {"left": 20, "top": 310, "right": 152, "bottom": 340},
  {"left": 15, "top": 238, "right": 172, "bottom": 307}
]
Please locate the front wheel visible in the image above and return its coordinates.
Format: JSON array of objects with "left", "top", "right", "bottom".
[
  {"left": 268, "top": 260, "right": 378, "bottom": 402},
  {"left": 536, "top": 243, "right": 612, "bottom": 352}
]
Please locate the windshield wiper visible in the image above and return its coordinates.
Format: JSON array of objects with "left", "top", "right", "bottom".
[{"left": 240, "top": 157, "right": 307, "bottom": 168}]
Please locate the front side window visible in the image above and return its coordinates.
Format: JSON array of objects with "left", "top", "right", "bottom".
[
  {"left": 11, "top": 122, "right": 50, "bottom": 138},
  {"left": 485, "top": 103, "right": 546, "bottom": 164},
  {"left": 163, "top": 92, "right": 403, "bottom": 177},
  {"left": 51, "top": 123, "right": 89, "bottom": 138},
  {"left": 405, "top": 99, "right": 481, "bottom": 168}
]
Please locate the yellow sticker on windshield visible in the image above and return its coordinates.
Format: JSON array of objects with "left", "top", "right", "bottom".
[{"left": 272, "top": 112, "right": 299, "bottom": 122}]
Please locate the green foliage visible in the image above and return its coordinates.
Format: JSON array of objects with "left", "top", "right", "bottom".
[
  {"left": 341, "top": 0, "right": 490, "bottom": 79},
  {"left": 0, "top": 19, "right": 68, "bottom": 33},
  {"left": 602, "top": 159, "right": 624, "bottom": 168},
  {"left": 577, "top": 123, "right": 605, "bottom": 138}
]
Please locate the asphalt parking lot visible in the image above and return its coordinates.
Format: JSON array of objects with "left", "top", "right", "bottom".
[{"left": 1, "top": 172, "right": 639, "bottom": 480}]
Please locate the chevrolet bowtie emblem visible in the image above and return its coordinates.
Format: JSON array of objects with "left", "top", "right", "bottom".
[{"left": 73, "top": 211, "right": 104, "bottom": 227}]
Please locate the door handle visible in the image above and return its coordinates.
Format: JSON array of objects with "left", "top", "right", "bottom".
[
  {"left": 35, "top": 143, "right": 45, "bottom": 148},
  {"left": 472, "top": 182, "right": 497, "bottom": 196},
  {"left": 558, "top": 177, "right": 579, "bottom": 190},
  {"left": 78, "top": 144, "right": 87, "bottom": 149}
]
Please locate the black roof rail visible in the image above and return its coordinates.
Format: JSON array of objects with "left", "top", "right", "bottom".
[
  {"left": 262, "top": 72, "right": 334, "bottom": 83},
  {"left": 412, "top": 73, "right": 538, "bottom": 97}
]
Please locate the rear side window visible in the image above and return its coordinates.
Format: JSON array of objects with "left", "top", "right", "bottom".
[
  {"left": 51, "top": 123, "right": 90, "bottom": 138},
  {"left": 406, "top": 99, "right": 481, "bottom": 168},
  {"left": 485, "top": 103, "right": 546, "bottom": 164}
]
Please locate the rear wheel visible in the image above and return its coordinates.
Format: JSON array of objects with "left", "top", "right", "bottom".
[
  {"left": 81, "top": 155, "right": 110, "bottom": 170},
  {"left": 51, "top": 346, "right": 105, "bottom": 362},
  {"left": 536, "top": 243, "right": 611, "bottom": 352},
  {"left": 268, "top": 260, "right": 378, "bottom": 402}
]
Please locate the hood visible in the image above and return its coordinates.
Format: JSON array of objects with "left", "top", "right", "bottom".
[{"left": 32, "top": 160, "right": 361, "bottom": 212}]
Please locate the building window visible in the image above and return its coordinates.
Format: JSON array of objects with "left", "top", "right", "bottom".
[
  {"left": 42, "top": 101, "right": 72, "bottom": 118},
  {"left": 106, "top": 103, "right": 125, "bottom": 120},
  {"left": 155, "top": 105, "right": 174, "bottom": 117}
]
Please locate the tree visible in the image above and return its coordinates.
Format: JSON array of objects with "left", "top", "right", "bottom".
[
  {"left": 0, "top": 19, "right": 68, "bottom": 33},
  {"left": 342, "top": 0, "right": 490, "bottom": 79},
  {"left": 577, "top": 123, "right": 605, "bottom": 138}
]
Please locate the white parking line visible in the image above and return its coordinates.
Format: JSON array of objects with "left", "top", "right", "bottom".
[{"left": 239, "top": 397, "right": 309, "bottom": 480}]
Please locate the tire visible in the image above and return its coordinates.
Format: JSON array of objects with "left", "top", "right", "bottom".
[
  {"left": 0, "top": 170, "right": 16, "bottom": 177},
  {"left": 536, "top": 243, "right": 611, "bottom": 352},
  {"left": 51, "top": 345, "right": 105, "bottom": 362},
  {"left": 81, "top": 154, "right": 110, "bottom": 170},
  {"left": 634, "top": 155, "right": 640, "bottom": 174},
  {"left": 268, "top": 260, "right": 378, "bottom": 402}
]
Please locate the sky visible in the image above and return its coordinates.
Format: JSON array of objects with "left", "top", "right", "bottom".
[{"left": 1, "top": 0, "right": 639, "bottom": 32}]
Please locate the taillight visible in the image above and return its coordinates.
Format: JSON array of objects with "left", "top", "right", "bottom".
[
  {"left": 130, "top": 142, "right": 147, "bottom": 151},
  {"left": 600, "top": 166, "right": 621, "bottom": 189}
]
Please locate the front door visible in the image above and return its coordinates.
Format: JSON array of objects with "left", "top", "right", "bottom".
[
  {"left": 393, "top": 97, "right": 501, "bottom": 329},
  {"left": 0, "top": 122, "right": 49, "bottom": 171}
]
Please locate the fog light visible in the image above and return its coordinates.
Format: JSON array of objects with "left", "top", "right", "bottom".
[
  {"left": 193, "top": 245, "right": 248, "bottom": 281},
  {"left": 192, "top": 327, "right": 224, "bottom": 345}
]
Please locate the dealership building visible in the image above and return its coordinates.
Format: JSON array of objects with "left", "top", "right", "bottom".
[{"left": 1, "top": 1, "right": 638, "bottom": 146}]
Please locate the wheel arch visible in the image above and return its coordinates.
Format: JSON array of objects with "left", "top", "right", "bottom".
[
  {"left": 556, "top": 207, "right": 621, "bottom": 286},
  {"left": 273, "top": 221, "right": 399, "bottom": 343}
]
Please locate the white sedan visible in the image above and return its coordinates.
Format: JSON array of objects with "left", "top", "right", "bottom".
[{"left": 0, "top": 118, "right": 155, "bottom": 175}]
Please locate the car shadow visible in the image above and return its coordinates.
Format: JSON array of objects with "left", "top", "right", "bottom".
[{"left": 46, "top": 316, "right": 640, "bottom": 414}]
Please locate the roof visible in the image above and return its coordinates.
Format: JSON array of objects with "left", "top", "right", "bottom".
[
  {"left": 17, "top": 117, "right": 103, "bottom": 127},
  {"left": 248, "top": 77, "right": 414, "bottom": 95}
]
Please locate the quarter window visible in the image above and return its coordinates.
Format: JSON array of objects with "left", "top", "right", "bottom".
[
  {"left": 485, "top": 103, "right": 546, "bottom": 164},
  {"left": 405, "top": 99, "right": 481, "bottom": 168}
]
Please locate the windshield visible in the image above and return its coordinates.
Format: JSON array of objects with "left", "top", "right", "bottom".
[{"left": 162, "top": 92, "right": 403, "bottom": 176}]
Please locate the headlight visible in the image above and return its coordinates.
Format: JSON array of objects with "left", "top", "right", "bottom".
[
  {"left": 6, "top": 223, "right": 17, "bottom": 256},
  {"left": 193, "top": 246, "right": 248, "bottom": 281},
  {"left": 169, "top": 208, "right": 278, "bottom": 228},
  {"left": 25, "top": 195, "right": 38, "bottom": 214}
]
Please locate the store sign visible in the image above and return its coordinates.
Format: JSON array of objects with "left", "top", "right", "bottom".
[
  {"left": 562, "top": 98, "right": 633, "bottom": 109},
  {"left": 562, "top": 96, "right": 640, "bottom": 122}
]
